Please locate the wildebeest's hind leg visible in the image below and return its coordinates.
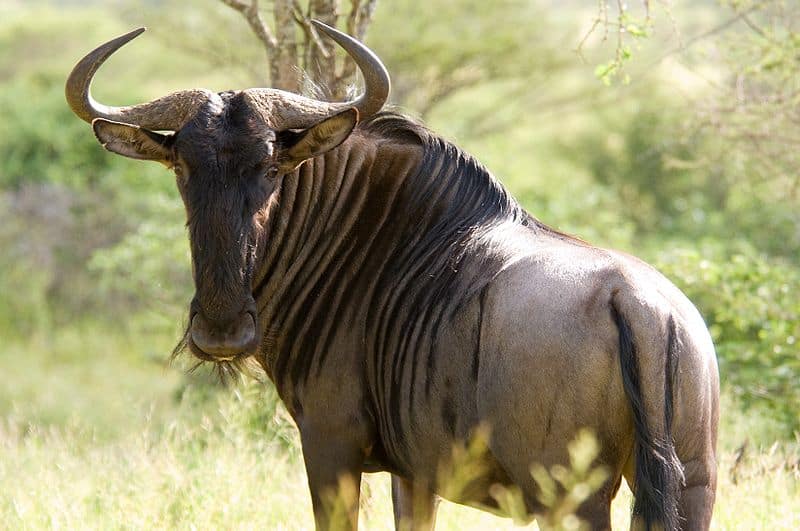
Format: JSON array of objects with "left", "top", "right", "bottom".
[
  {"left": 672, "top": 404, "right": 718, "bottom": 530},
  {"left": 391, "top": 475, "right": 439, "bottom": 531},
  {"left": 624, "top": 453, "right": 717, "bottom": 531},
  {"left": 677, "top": 482, "right": 716, "bottom": 531},
  {"left": 620, "top": 306, "right": 719, "bottom": 531},
  {"left": 672, "top": 375, "right": 718, "bottom": 530}
]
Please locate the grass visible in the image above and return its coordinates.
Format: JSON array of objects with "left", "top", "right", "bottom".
[
  {"left": 0, "top": 323, "right": 184, "bottom": 441},
  {"left": 0, "top": 326, "right": 797, "bottom": 530}
]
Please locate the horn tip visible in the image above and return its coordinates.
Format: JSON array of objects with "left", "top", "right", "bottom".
[
  {"left": 117, "top": 27, "right": 146, "bottom": 43},
  {"left": 109, "top": 27, "right": 147, "bottom": 48}
]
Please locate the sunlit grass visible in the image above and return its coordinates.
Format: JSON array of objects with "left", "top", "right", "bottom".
[
  {"left": 0, "top": 324, "right": 796, "bottom": 529},
  {"left": 0, "top": 358, "right": 797, "bottom": 529},
  {"left": 0, "top": 323, "right": 184, "bottom": 440}
]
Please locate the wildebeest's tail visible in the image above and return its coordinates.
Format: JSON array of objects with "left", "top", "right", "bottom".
[{"left": 611, "top": 299, "right": 684, "bottom": 531}]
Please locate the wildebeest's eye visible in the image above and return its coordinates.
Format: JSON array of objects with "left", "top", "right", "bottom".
[{"left": 254, "top": 161, "right": 278, "bottom": 181}]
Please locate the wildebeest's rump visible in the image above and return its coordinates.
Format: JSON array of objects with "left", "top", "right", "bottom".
[{"left": 66, "top": 22, "right": 719, "bottom": 531}]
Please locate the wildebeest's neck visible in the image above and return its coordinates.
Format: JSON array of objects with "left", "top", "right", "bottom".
[{"left": 252, "top": 113, "right": 530, "bottom": 407}]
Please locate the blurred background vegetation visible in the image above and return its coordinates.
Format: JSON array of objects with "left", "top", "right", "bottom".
[{"left": 0, "top": 0, "right": 797, "bottom": 528}]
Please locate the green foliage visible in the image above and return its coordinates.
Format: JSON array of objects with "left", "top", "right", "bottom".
[
  {"left": 0, "top": 74, "right": 106, "bottom": 188},
  {"left": 580, "top": 2, "right": 655, "bottom": 86},
  {"left": 88, "top": 197, "right": 192, "bottom": 317},
  {"left": 0, "top": 194, "right": 52, "bottom": 334},
  {"left": 576, "top": 103, "right": 706, "bottom": 235},
  {"left": 693, "top": 1, "right": 800, "bottom": 190},
  {"left": 370, "top": 0, "right": 568, "bottom": 116},
  {"left": 656, "top": 243, "right": 800, "bottom": 431},
  {"left": 0, "top": 6, "right": 192, "bottom": 331}
]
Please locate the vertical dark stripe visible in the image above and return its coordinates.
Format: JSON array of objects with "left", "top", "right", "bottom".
[
  {"left": 472, "top": 287, "right": 487, "bottom": 381},
  {"left": 664, "top": 315, "right": 678, "bottom": 434},
  {"left": 423, "top": 300, "right": 448, "bottom": 397}
]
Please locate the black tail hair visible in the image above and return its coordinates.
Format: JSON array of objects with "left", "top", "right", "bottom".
[{"left": 611, "top": 301, "right": 684, "bottom": 531}]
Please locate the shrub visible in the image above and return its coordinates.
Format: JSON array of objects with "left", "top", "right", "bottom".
[{"left": 656, "top": 242, "right": 800, "bottom": 431}]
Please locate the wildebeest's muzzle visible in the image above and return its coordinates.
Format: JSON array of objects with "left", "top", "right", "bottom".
[{"left": 188, "top": 296, "right": 258, "bottom": 361}]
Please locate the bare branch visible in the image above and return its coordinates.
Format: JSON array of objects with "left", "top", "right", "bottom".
[
  {"left": 347, "top": 0, "right": 378, "bottom": 40},
  {"left": 347, "top": 0, "right": 361, "bottom": 37},
  {"left": 220, "top": 0, "right": 278, "bottom": 52},
  {"left": 220, "top": 0, "right": 248, "bottom": 10},
  {"left": 575, "top": 0, "right": 611, "bottom": 62},
  {"left": 335, "top": 0, "right": 378, "bottom": 94},
  {"left": 292, "top": 2, "right": 332, "bottom": 59},
  {"left": 741, "top": 12, "right": 772, "bottom": 41},
  {"left": 646, "top": 6, "right": 757, "bottom": 68},
  {"left": 614, "top": 0, "right": 625, "bottom": 69},
  {"left": 306, "top": 0, "right": 340, "bottom": 97}
]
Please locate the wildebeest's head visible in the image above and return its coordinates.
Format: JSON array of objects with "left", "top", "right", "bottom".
[{"left": 66, "top": 23, "right": 389, "bottom": 363}]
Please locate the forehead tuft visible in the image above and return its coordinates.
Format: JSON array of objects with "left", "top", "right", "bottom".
[{"left": 175, "top": 91, "right": 276, "bottom": 167}]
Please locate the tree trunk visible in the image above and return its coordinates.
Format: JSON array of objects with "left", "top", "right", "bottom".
[
  {"left": 273, "top": 0, "right": 301, "bottom": 92},
  {"left": 308, "top": 0, "right": 339, "bottom": 97}
]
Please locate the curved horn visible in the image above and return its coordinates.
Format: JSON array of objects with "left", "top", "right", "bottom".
[
  {"left": 311, "top": 20, "right": 390, "bottom": 118},
  {"left": 65, "top": 27, "right": 215, "bottom": 130}
]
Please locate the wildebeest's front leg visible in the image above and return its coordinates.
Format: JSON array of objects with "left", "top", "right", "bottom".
[
  {"left": 391, "top": 475, "right": 439, "bottom": 531},
  {"left": 301, "top": 428, "right": 365, "bottom": 531}
]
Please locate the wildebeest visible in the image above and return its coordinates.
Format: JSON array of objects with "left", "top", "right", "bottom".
[{"left": 66, "top": 23, "right": 719, "bottom": 531}]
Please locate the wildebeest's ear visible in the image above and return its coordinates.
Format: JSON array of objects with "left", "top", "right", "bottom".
[
  {"left": 92, "top": 118, "right": 173, "bottom": 163},
  {"left": 278, "top": 108, "right": 359, "bottom": 172}
]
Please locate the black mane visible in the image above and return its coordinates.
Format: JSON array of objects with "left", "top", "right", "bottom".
[
  {"left": 356, "top": 111, "right": 576, "bottom": 240},
  {"left": 356, "top": 112, "right": 532, "bottom": 324},
  {"left": 352, "top": 112, "right": 542, "bottom": 455},
  {"left": 357, "top": 111, "right": 528, "bottom": 227}
]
